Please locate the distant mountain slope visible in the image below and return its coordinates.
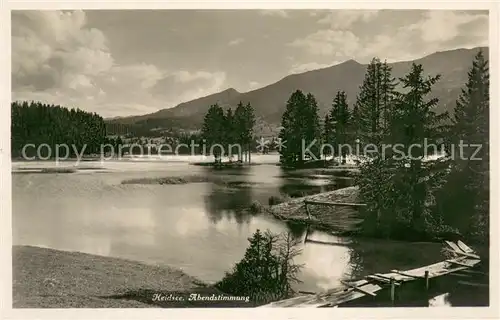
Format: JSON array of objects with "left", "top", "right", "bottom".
[{"left": 109, "top": 47, "right": 488, "bottom": 135}]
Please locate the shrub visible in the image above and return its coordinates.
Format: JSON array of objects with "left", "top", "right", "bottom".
[
  {"left": 215, "top": 229, "right": 304, "bottom": 304},
  {"left": 268, "top": 195, "right": 287, "bottom": 206},
  {"left": 249, "top": 201, "right": 264, "bottom": 214}
]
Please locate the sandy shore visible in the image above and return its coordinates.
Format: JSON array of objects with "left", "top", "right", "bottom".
[{"left": 13, "top": 246, "right": 252, "bottom": 308}]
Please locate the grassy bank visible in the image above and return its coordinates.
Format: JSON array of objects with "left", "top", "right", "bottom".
[
  {"left": 13, "top": 246, "right": 254, "bottom": 308},
  {"left": 121, "top": 175, "right": 214, "bottom": 185},
  {"left": 267, "top": 186, "right": 362, "bottom": 234},
  {"left": 121, "top": 175, "right": 257, "bottom": 189},
  {"left": 190, "top": 161, "right": 262, "bottom": 168}
]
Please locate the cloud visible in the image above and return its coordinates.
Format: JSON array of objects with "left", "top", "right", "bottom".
[
  {"left": 259, "top": 10, "right": 289, "bottom": 18},
  {"left": 12, "top": 11, "right": 114, "bottom": 93},
  {"left": 290, "top": 9, "right": 488, "bottom": 66},
  {"left": 151, "top": 70, "right": 227, "bottom": 105},
  {"left": 289, "top": 62, "right": 335, "bottom": 74},
  {"left": 358, "top": 10, "right": 489, "bottom": 62},
  {"left": 317, "top": 10, "right": 379, "bottom": 29},
  {"left": 248, "top": 81, "right": 260, "bottom": 89},
  {"left": 409, "top": 10, "right": 488, "bottom": 44},
  {"left": 11, "top": 10, "right": 228, "bottom": 117},
  {"left": 228, "top": 38, "right": 245, "bottom": 46},
  {"left": 289, "top": 30, "right": 360, "bottom": 56}
]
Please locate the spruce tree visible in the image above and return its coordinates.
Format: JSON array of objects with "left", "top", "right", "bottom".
[
  {"left": 303, "top": 93, "right": 321, "bottom": 161},
  {"left": 234, "top": 102, "right": 256, "bottom": 163},
  {"left": 356, "top": 63, "right": 449, "bottom": 238},
  {"left": 224, "top": 108, "right": 236, "bottom": 159},
  {"left": 437, "top": 50, "right": 489, "bottom": 239},
  {"left": 390, "top": 63, "right": 448, "bottom": 229},
  {"left": 329, "top": 91, "right": 350, "bottom": 163},
  {"left": 355, "top": 58, "right": 396, "bottom": 146},
  {"left": 350, "top": 104, "right": 361, "bottom": 144},
  {"left": 279, "top": 90, "right": 307, "bottom": 167},
  {"left": 380, "top": 61, "right": 397, "bottom": 134},
  {"left": 201, "top": 103, "right": 226, "bottom": 162},
  {"left": 244, "top": 102, "right": 256, "bottom": 163},
  {"left": 322, "top": 114, "right": 334, "bottom": 159}
]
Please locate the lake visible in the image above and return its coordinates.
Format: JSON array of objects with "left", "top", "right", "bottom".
[{"left": 11, "top": 155, "right": 488, "bottom": 307}]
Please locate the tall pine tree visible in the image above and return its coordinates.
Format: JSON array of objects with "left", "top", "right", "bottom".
[
  {"left": 350, "top": 104, "right": 361, "bottom": 144},
  {"left": 244, "top": 102, "right": 256, "bottom": 163},
  {"left": 224, "top": 108, "right": 237, "bottom": 159},
  {"left": 279, "top": 90, "right": 307, "bottom": 167},
  {"left": 356, "top": 63, "right": 449, "bottom": 239},
  {"left": 201, "top": 103, "right": 226, "bottom": 162},
  {"left": 322, "top": 114, "right": 334, "bottom": 159},
  {"left": 390, "top": 63, "right": 448, "bottom": 229},
  {"left": 354, "top": 58, "right": 396, "bottom": 147},
  {"left": 436, "top": 50, "right": 489, "bottom": 240},
  {"left": 329, "top": 91, "right": 350, "bottom": 164},
  {"left": 303, "top": 93, "right": 321, "bottom": 161}
]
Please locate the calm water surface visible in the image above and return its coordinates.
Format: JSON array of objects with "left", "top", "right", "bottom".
[{"left": 12, "top": 157, "right": 487, "bottom": 307}]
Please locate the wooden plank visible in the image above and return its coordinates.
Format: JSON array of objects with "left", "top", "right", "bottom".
[
  {"left": 340, "top": 280, "right": 377, "bottom": 297},
  {"left": 304, "top": 238, "right": 350, "bottom": 247},
  {"left": 298, "top": 291, "right": 316, "bottom": 295},
  {"left": 456, "top": 251, "right": 480, "bottom": 259},
  {"left": 390, "top": 269, "right": 425, "bottom": 279},
  {"left": 445, "top": 241, "right": 465, "bottom": 254},
  {"left": 261, "top": 241, "right": 482, "bottom": 308},
  {"left": 366, "top": 275, "right": 400, "bottom": 286},
  {"left": 323, "top": 283, "right": 383, "bottom": 306},
  {"left": 374, "top": 273, "right": 401, "bottom": 282},
  {"left": 260, "top": 283, "right": 383, "bottom": 308},
  {"left": 303, "top": 200, "right": 367, "bottom": 207},
  {"left": 408, "top": 259, "right": 480, "bottom": 278},
  {"left": 446, "top": 259, "right": 476, "bottom": 268},
  {"left": 444, "top": 241, "right": 480, "bottom": 258},
  {"left": 304, "top": 203, "right": 312, "bottom": 220},
  {"left": 457, "top": 240, "right": 475, "bottom": 254}
]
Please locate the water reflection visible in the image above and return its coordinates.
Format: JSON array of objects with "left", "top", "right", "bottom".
[
  {"left": 12, "top": 161, "right": 487, "bottom": 306},
  {"left": 284, "top": 221, "right": 307, "bottom": 239},
  {"left": 203, "top": 180, "right": 254, "bottom": 225},
  {"left": 429, "top": 293, "right": 451, "bottom": 307}
]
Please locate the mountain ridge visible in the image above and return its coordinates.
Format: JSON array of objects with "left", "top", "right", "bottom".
[{"left": 109, "top": 46, "right": 489, "bottom": 135}]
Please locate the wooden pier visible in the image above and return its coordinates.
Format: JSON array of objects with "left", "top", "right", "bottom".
[{"left": 259, "top": 240, "right": 483, "bottom": 308}]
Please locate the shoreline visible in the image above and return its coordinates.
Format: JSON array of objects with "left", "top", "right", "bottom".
[
  {"left": 267, "top": 186, "right": 362, "bottom": 234},
  {"left": 12, "top": 246, "right": 254, "bottom": 308}
]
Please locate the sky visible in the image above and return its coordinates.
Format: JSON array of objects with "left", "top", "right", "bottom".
[{"left": 11, "top": 9, "right": 489, "bottom": 118}]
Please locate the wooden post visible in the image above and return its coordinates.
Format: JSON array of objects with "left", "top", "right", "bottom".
[
  {"left": 304, "top": 202, "right": 311, "bottom": 243},
  {"left": 424, "top": 270, "right": 429, "bottom": 291},
  {"left": 390, "top": 277, "right": 396, "bottom": 306},
  {"left": 304, "top": 202, "right": 311, "bottom": 220}
]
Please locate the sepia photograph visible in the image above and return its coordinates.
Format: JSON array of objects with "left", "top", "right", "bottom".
[{"left": 2, "top": 3, "right": 497, "bottom": 317}]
